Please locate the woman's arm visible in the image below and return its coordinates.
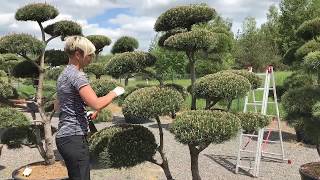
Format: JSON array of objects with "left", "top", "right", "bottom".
[{"left": 79, "top": 85, "right": 117, "bottom": 111}]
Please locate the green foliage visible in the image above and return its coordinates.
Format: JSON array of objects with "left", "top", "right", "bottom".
[
  {"left": 296, "top": 18, "right": 320, "bottom": 41},
  {"left": 88, "top": 124, "right": 157, "bottom": 168},
  {"left": 164, "top": 83, "right": 188, "bottom": 99},
  {"left": 106, "top": 51, "right": 156, "bottom": 78},
  {"left": 217, "top": 70, "right": 261, "bottom": 89},
  {"left": 44, "top": 20, "right": 82, "bottom": 39},
  {"left": 278, "top": 0, "right": 320, "bottom": 55},
  {"left": 170, "top": 110, "right": 240, "bottom": 145},
  {"left": 150, "top": 43, "right": 187, "bottom": 80},
  {"left": 194, "top": 72, "right": 250, "bottom": 101},
  {"left": 158, "top": 29, "right": 187, "bottom": 47},
  {"left": 282, "top": 71, "right": 313, "bottom": 91},
  {"left": 15, "top": 3, "right": 58, "bottom": 22},
  {"left": 0, "top": 80, "right": 16, "bottom": 100},
  {"left": 154, "top": 4, "right": 215, "bottom": 31},
  {"left": 111, "top": 36, "right": 139, "bottom": 54},
  {"left": 0, "top": 33, "right": 44, "bottom": 55},
  {"left": 282, "top": 87, "right": 320, "bottom": 125},
  {"left": 0, "top": 107, "right": 30, "bottom": 128},
  {"left": 164, "top": 29, "right": 216, "bottom": 51},
  {"left": 234, "top": 17, "right": 283, "bottom": 71},
  {"left": 91, "top": 79, "right": 119, "bottom": 97},
  {"left": 236, "top": 112, "right": 270, "bottom": 133},
  {"left": 45, "top": 49, "right": 68, "bottom": 66},
  {"left": 45, "top": 66, "right": 64, "bottom": 80},
  {"left": 12, "top": 60, "right": 39, "bottom": 78},
  {"left": 0, "top": 70, "right": 6, "bottom": 77},
  {"left": 303, "top": 51, "right": 320, "bottom": 73},
  {"left": 94, "top": 109, "right": 112, "bottom": 123},
  {"left": 122, "top": 86, "right": 183, "bottom": 119},
  {"left": 312, "top": 102, "right": 320, "bottom": 118},
  {"left": 295, "top": 39, "right": 320, "bottom": 59},
  {"left": 84, "top": 63, "right": 105, "bottom": 79},
  {"left": 303, "top": 117, "right": 320, "bottom": 145},
  {"left": 86, "top": 35, "right": 111, "bottom": 54}
]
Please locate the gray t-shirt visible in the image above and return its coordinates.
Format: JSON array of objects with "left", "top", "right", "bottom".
[{"left": 56, "top": 64, "right": 89, "bottom": 138}]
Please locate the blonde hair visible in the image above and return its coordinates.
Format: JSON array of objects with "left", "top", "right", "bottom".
[{"left": 64, "top": 36, "right": 96, "bottom": 57}]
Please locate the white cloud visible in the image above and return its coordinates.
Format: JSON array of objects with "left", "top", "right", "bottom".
[{"left": 0, "top": 0, "right": 281, "bottom": 53}]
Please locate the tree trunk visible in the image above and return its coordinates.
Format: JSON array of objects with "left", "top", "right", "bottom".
[
  {"left": 188, "top": 52, "right": 197, "bottom": 110},
  {"left": 36, "top": 48, "right": 55, "bottom": 164},
  {"left": 0, "top": 144, "right": 3, "bottom": 157},
  {"left": 317, "top": 144, "right": 320, "bottom": 157},
  {"left": 189, "top": 144, "right": 201, "bottom": 180},
  {"left": 125, "top": 77, "right": 129, "bottom": 86},
  {"left": 96, "top": 74, "right": 101, "bottom": 79},
  {"left": 155, "top": 117, "right": 173, "bottom": 180}
]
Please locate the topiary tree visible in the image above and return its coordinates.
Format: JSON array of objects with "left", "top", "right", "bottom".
[
  {"left": 155, "top": 4, "right": 221, "bottom": 110},
  {"left": 111, "top": 36, "right": 138, "bottom": 54},
  {"left": 0, "top": 3, "right": 82, "bottom": 164},
  {"left": 194, "top": 71, "right": 251, "bottom": 110},
  {"left": 282, "top": 17, "right": 320, "bottom": 145},
  {"left": 84, "top": 62, "right": 106, "bottom": 79},
  {"left": 44, "top": 49, "right": 68, "bottom": 67},
  {"left": 88, "top": 124, "right": 157, "bottom": 168},
  {"left": 170, "top": 110, "right": 240, "bottom": 180},
  {"left": 90, "top": 78, "right": 119, "bottom": 97},
  {"left": 105, "top": 51, "right": 161, "bottom": 86},
  {"left": 86, "top": 35, "right": 111, "bottom": 59},
  {"left": 122, "top": 86, "right": 184, "bottom": 179},
  {"left": 109, "top": 36, "right": 139, "bottom": 85},
  {"left": 170, "top": 69, "right": 260, "bottom": 180},
  {"left": 0, "top": 53, "right": 21, "bottom": 83},
  {"left": 45, "top": 66, "right": 65, "bottom": 81}
]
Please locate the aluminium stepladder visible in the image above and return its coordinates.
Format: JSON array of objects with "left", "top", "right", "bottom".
[{"left": 235, "top": 66, "right": 288, "bottom": 177}]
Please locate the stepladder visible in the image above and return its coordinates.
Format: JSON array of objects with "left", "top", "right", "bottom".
[{"left": 235, "top": 66, "right": 288, "bottom": 177}]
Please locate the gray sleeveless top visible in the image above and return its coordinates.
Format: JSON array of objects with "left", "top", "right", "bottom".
[{"left": 56, "top": 64, "right": 89, "bottom": 138}]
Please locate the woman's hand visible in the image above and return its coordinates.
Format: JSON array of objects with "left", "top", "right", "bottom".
[{"left": 90, "top": 111, "right": 99, "bottom": 120}]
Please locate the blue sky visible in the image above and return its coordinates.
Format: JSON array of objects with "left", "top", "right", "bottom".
[{"left": 0, "top": 0, "right": 280, "bottom": 54}]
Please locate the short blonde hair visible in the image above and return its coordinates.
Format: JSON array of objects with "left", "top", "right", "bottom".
[{"left": 64, "top": 36, "right": 96, "bottom": 57}]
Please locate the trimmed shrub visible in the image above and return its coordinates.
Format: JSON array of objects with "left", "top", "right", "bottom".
[
  {"left": 84, "top": 63, "right": 106, "bottom": 79},
  {"left": 105, "top": 51, "right": 156, "bottom": 78},
  {"left": 111, "top": 36, "right": 138, "bottom": 54},
  {"left": 0, "top": 70, "right": 7, "bottom": 77},
  {"left": 15, "top": 3, "right": 58, "bottom": 22},
  {"left": 91, "top": 79, "right": 119, "bottom": 97},
  {"left": 236, "top": 112, "right": 270, "bottom": 133},
  {"left": 0, "top": 107, "right": 30, "bottom": 128},
  {"left": 88, "top": 124, "right": 157, "bottom": 168},
  {"left": 164, "top": 83, "right": 188, "bottom": 99},
  {"left": 154, "top": 4, "right": 215, "bottom": 31},
  {"left": 45, "top": 49, "right": 68, "bottom": 67},
  {"left": 303, "top": 51, "right": 320, "bottom": 74},
  {"left": 295, "top": 40, "right": 320, "bottom": 59},
  {"left": 217, "top": 70, "right": 261, "bottom": 89},
  {"left": 170, "top": 110, "right": 240, "bottom": 145},
  {"left": 296, "top": 18, "right": 320, "bottom": 41},
  {"left": 122, "top": 86, "right": 184, "bottom": 119},
  {"left": 45, "top": 66, "right": 64, "bottom": 80},
  {"left": 194, "top": 72, "right": 250, "bottom": 101},
  {"left": 94, "top": 109, "right": 112, "bottom": 123}
]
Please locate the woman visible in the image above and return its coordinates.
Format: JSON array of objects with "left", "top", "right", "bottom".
[{"left": 55, "top": 36, "right": 124, "bottom": 180}]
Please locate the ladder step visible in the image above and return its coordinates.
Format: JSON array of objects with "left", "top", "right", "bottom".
[
  {"left": 237, "top": 165, "right": 254, "bottom": 170},
  {"left": 262, "top": 140, "right": 279, "bottom": 143},
  {"left": 256, "top": 88, "right": 274, "bottom": 90},
  {"left": 240, "top": 150, "right": 255, "bottom": 153},
  {"left": 264, "top": 128, "right": 280, "bottom": 131},
  {"left": 246, "top": 103, "right": 263, "bottom": 106},
  {"left": 241, "top": 134, "right": 258, "bottom": 138},
  {"left": 261, "top": 151, "right": 283, "bottom": 156}
]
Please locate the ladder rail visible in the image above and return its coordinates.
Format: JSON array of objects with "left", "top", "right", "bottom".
[{"left": 235, "top": 66, "right": 287, "bottom": 177}]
